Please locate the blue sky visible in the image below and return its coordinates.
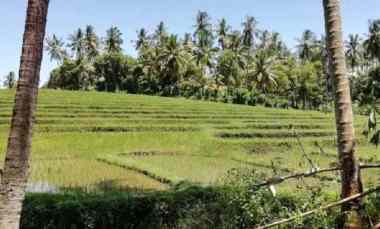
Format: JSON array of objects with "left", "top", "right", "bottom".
[{"left": 1, "top": 0, "right": 379, "bottom": 85}]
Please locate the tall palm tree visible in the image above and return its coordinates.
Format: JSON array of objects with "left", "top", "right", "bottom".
[
  {"left": 246, "top": 50, "right": 277, "bottom": 92},
  {"left": 154, "top": 22, "right": 168, "bottom": 46},
  {"left": 345, "top": 34, "right": 362, "bottom": 73},
  {"left": 258, "top": 30, "right": 271, "bottom": 50},
  {"left": 183, "top": 33, "right": 194, "bottom": 49},
  {"left": 297, "top": 30, "right": 317, "bottom": 62},
  {"left": 0, "top": 0, "right": 49, "bottom": 228},
  {"left": 84, "top": 25, "right": 100, "bottom": 61},
  {"left": 268, "top": 32, "right": 286, "bottom": 57},
  {"left": 68, "top": 28, "right": 85, "bottom": 60},
  {"left": 136, "top": 44, "right": 161, "bottom": 94},
  {"left": 216, "top": 31, "right": 246, "bottom": 87},
  {"left": 194, "top": 46, "right": 217, "bottom": 77},
  {"left": 241, "top": 16, "right": 257, "bottom": 51},
  {"left": 105, "top": 26, "right": 123, "bottom": 53},
  {"left": 228, "top": 31, "right": 242, "bottom": 52},
  {"left": 3, "top": 72, "right": 17, "bottom": 89},
  {"left": 323, "top": 0, "right": 364, "bottom": 228},
  {"left": 258, "top": 30, "right": 285, "bottom": 57},
  {"left": 194, "top": 11, "right": 214, "bottom": 50},
  {"left": 157, "top": 35, "right": 189, "bottom": 87},
  {"left": 364, "top": 19, "right": 380, "bottom": 63},
  {"left": 135, "top": 28, "right": 149, "bottom": 51},
  {"left": 217, "top": 18, "right": 230, "bottom": 50},
  {"left": 45, "top": 34, "right": 67, "bottom": 63}
]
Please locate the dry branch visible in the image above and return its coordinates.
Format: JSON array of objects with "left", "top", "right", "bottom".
[
  {"left": 256, "top": 186, "right": 380, "bottom": 229},
  {"left": 254, "top": 164, "right": 380, "bottom": 188}
]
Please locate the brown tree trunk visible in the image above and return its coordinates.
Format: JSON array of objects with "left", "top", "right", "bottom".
[
  {"left": 0, "top": 0, "right": 49, "bottom": 228},
  {"left": 322, "top": 0, "right": 364, "bottom": 228}
]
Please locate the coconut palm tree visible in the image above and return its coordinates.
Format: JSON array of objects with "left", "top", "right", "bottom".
[
  {"left": 68, "top": 28, "right": 85, "bottom": 60},
  {"left": 258, "top": 30, "right": 271, "bottom": 50},
  {"left": 3, "top": 72, "right": 17, "bottom": 89},
  {"left": 105, "top": 26, "right": 123, "bottom": 53},
  {"left": 228, "top": 31, "right": 242, "bottom": 52},
  {"left": 194, "top": 11, "right": 214, "bottom": 50},
  {"left": 241, "top": 16, "right": 257, "bottom": 51},
  {"left": 135, "top": 44, "right": 161, "bottom": 94},
  {"left": 364, "top": 19, "right": 380, "bottom": 63},
  {"left": 0, "top": 0, "right": 49, "bottom": 228},
  {"left": 183, "top": 33, "right": 194, "bottom": 50},
  {"left": 84, "top": 25, "right": 100, "bottom": 61},
  {"left": 194, "top": 46, "right": 217, "bottom": 77},
  {"left": 345, "top": 34, "right": 362, "bottom": 73},
  {"left": 258, "top": 30, "right": 285, "bottom": 57},
  {"left": 135, "top": 28, "right": 149, "bottom": 51},
  {"left": 45, "top": 34, "right": 67, "bottom": 63},
  {"left": 217, "top": 18, "right": 230, "bottom": 50},
  {"left": 323, "top": 0, "right": 365, "bottom": 228},
  {"left": 216, "top": 31, "right": 247, "bottom": 87},
  {"left": 246, "top": 50, "right": 277, "bottom": 93},
  {"left": 154, "top": 22, "right": 168, "bottom": 46},
  {"left": 157, "top": 35, "right": 189, "bottom": 88},
  {"left": 297, "top": 30, "right": 317, "bottom": 62}
]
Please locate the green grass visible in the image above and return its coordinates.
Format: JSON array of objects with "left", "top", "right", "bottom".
[{"left": 0, "top": 89, "right": 377, "bottom": 192}]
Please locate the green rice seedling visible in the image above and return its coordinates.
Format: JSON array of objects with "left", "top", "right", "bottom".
[{"left": 0, "top": 89, "right": 376, "bottom": 192}]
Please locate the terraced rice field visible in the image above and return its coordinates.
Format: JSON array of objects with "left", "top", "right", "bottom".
[{"left": 0, "top": 89, "right": 378, "bottom": 192}]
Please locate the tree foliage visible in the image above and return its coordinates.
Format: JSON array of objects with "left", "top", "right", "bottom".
[{"left": 44, "top": 13, "right": 380, "bottom": 111}]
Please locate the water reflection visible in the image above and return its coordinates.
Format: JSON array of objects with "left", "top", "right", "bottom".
[{"left": 26, "top": 182, "right": 60, "bottom": 193}]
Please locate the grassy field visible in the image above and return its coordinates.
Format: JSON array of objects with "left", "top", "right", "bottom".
[{"left": 0, "top": 89, "right": 378, "bottom": 192}]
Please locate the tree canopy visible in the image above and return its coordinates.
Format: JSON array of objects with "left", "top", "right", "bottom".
[{"left": 43, "top": 13, "right": 380, "bottom": 111}]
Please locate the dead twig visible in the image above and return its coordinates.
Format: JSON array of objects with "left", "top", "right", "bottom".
[
  {"left": 292, "top": 128, "right": 317, "bottom": 169},
  {"left": 254, "top": 164, "right": 380, "bottom": 188}
]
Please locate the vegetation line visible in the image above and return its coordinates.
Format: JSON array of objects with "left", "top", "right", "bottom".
[
  {"left": 96, "top": 158, "right": 173, "bottom": 186},
  {"left": 256, "top": 186, "right": 380, "bottom": 229}
]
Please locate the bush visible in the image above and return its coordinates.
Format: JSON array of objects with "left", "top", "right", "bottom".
[
  {"left": 20, "top": 183, "right": 380, "bottom": 229},
  {"left": 21, "top": 187, "right": 225, "bottom": 229}
]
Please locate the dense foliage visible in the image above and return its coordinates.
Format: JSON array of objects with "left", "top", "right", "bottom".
[
  {"left": 34, "top": 13, "right": 361, "bottom": 110},
  {"left": 20, "top": 175, "right": 380, "bottom": 229}
]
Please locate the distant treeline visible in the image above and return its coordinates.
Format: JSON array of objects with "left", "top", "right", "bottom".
[{"left": 37, "top": 12, "right": 380, "bottom": 110}]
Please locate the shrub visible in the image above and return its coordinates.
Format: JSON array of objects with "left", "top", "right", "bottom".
[
  {"left": 20, "top": 183, "right": 380, "bottom": 228},
  {"left": 21, "top": 187, "right": 225, "bottom": 229}
]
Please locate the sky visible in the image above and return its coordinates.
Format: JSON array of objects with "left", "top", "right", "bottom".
[{"left": 1, "top": 0, "right": 379, "bottom": 85}]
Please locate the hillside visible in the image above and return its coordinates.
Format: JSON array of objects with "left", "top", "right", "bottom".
[{"left": 0, "top": 89, "right": 378, "bottom": 192}]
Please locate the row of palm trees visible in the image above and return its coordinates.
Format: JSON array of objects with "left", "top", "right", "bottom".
[
  {"left": 45, "top": 25, "right": 123, "bottom": 63},
  {"left": 43, "top": 12, "right": 380, "bottom": 111},
  {"left": 0, "top": 0, "right": 376, "bottom": 228},
  {"left": 43, "top": 14, "right": 327, "bottom": 109}
]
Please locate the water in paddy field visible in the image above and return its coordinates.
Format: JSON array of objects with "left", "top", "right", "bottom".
[{"left": 26, "top": 182, "right": 60, "bottom": 193}]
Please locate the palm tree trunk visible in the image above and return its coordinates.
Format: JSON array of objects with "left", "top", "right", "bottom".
[
  {"left": 322, "top": 0, "right": 364, "bottom": 228},
  {"left": 0, "top": 0, "right": 49, "bottom": 228}
]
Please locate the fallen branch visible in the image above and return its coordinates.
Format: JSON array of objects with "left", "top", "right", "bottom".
[
  {"left": 256, "top": 186, "right": 380, "bottom": 229},
  {"left": 361, "top": 164, "right": 380, "bottom": 169},
  {"left": 254, "top": 164, "right": 380, "bottom": 188}
]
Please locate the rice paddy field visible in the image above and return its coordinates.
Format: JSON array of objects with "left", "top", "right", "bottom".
[{"left": 0, "top": 89, "right": 378, "bottom": 193}]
